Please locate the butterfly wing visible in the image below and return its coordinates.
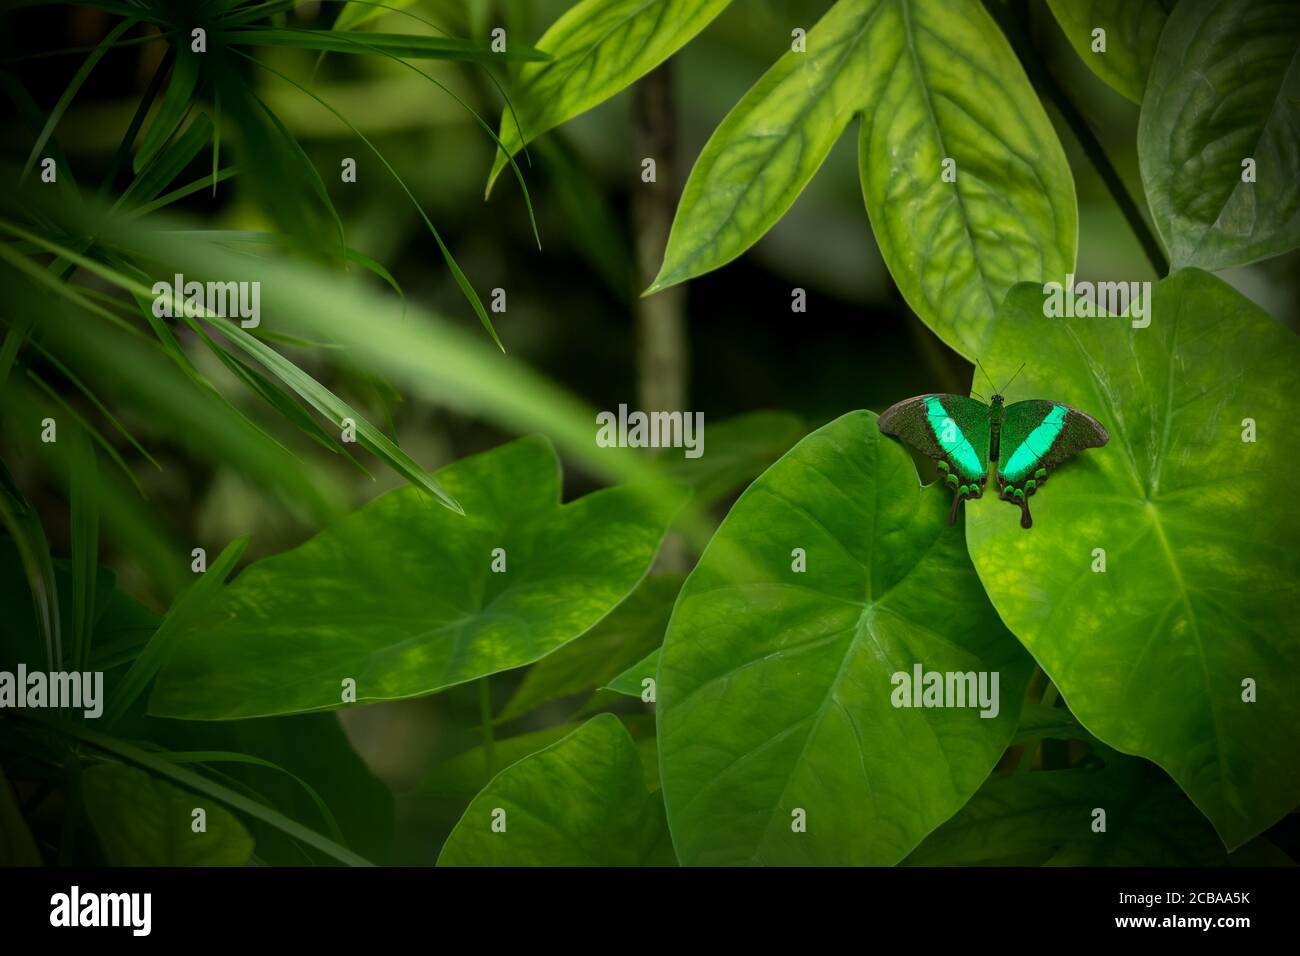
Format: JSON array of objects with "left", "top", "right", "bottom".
[
  {"left": 879, "top": 394, "right": 990, "bottom": 525},
  {"left": 996, "top": 400, "right": 1109, "bottom": 528}
]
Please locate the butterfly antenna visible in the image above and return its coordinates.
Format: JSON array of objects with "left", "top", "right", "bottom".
[
  {"left": 976, "top": 359, "right": 998, "bottom": 394},
  {"left": 1000, "top": 362, "right": 1026, "bottom": 394}
]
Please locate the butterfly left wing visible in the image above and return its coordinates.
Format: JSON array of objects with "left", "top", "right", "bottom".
[
  {"left": 996, "top": 400, "right": 1109, "bottom": 528},
  {"left": 879, "top": 394, "right": 990, "bottom": 525}
]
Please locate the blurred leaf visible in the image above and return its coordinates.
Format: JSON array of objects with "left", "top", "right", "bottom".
[
  {"left": 69, "top": 428, "right": 99, "bottom": 672},
  {"left": 658, "top": 411, "right": 1033, "bottom": 865},
  {"left": 57, "top": 722, "right": 373, "bottom": 865},
  {"left": 0, "top": 764, "right": 42, "bottom": 866},
  {"left": 82, "top": 763, "right": 255, "bottom": 866},
  {"left": 907, "top": 757, "right": 1296, "bottom": 866},
  {"left": 119, "top": 713, "right": 395, "bottom": 865},
  {"left": 968, "top": 272, "right": 1300, "bottom": 850},
  {"left": 437, "top": 715, "right": 675, "bottom": 865},
  {"left": 1012, "top": 701, "right": 1093, "bottom": 746},
  {"left": 226, "top": 28, "right": 548, "bottom": 62},
  {"left": 416, "top": 722, "right": 583, "bottom": 801},
  {"left": 498, "top": 573, "right": 683, "bottom": 722},
  {"left": 151, "top": 437, "right": 685, "bottom": 719},
  {"left": 334, "top": 0, "right": 421, "bottom": 32},
  {"left": 1139, "top": 0, "right": 1300, "bottom": 270},
  {"left": 1046, "top": 0, "right": 1167, "bottom": 105},
  {"left": 486, "top": 0, "right": 733, "bottom": 194},
  {"left": 652, "top": 410, "right": 806, "bottom": 507},
  {"left": 235, "top": 50, "right": 505, "bottom": 349},
  {"left": 0, "top": 459, "right": 62, "bottom": 670},
  {"left": 412, "top": 713, "right": 658, "bottom": 833},
  {"left": 605, "top": 647, "right": 658, "bottom": 698},
  {"left": 104, "top": 537, "right": 248, "bottom": 726}
]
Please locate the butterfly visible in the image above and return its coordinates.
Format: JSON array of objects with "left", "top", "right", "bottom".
[{"left": 878, "top": 364, "right": 1109, "bottom": 529}]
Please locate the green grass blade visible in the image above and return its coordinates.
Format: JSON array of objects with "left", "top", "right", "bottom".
[
  {"left": 235, "top": 49, "right": 505, "bottom": 350},
  {"left": 34, "top": 720, "right": 374, "bottom": 866},
  {"left": 103, "top": 537, "right": 249, "bottom": 727},
  {"left": 134, "top": 47, "right": 201, "bottom": 174},
  {"left": 21, "top": 17, "right": 138, "bottom": 180},
  {"left": 69, "top": 428, "right": 99, "bottom": 673},
  {"left": 0, "top": 459, "right": 62, "bottom": 670}
]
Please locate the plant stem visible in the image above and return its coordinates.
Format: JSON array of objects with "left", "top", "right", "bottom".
[
  {"left": 987, "top": 0, "right": 1170, "bottom": 277},
  {"left": 479, "top": 677, "right": 496, "bottom": 776},
  {"left": 633, "top": 62, "right": 689, "bottom": 570}
]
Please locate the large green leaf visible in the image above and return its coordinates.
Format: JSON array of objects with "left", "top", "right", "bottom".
[
  {"left": 485, "top": 0, "right": 733, "bottom": 194},
  {"left": 1139, "top": 0, "right": 1300, "bottom": 270},
  {"left": 907, "top": 756, "right": 1294, "bottom": 866},
  {"left": 437, "top": 715, "right": 675, "bottom": 866},
  {"left": 658, "top": 411, "right": 1033, "bottom": 865},
  {"left": 968, "top": 271, "right": 1300, "bottom": 850},
  {"left": 82, "top": 763, "right": 255, "bottom": 866},
  {"left": 647, "top": 0, "right": 880, "bottom": 293},
  {"left": 652, "top": 0, "right": 1077, "bottom": 361},
  {"left": 1046, "top": 0, "right": 1168, "bottom": 105},
  {"left": 857, "top": 0, "right": 1077, "bottom": 360},
  {"left": 497, "top": 574, "right": 683, "bottom": 722},
  {"left": 151, "top": 437, "right": 683, "bottom": 719}
]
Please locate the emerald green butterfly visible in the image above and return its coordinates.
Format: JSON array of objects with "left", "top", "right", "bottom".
[{"left": 879, "top": 366, "right": 1108, "bottom": 529}]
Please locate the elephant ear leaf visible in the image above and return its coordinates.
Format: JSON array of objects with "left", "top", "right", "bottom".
[
  {"left": 969, "top": 271, "right": 1300, "bottom": 850},
  {"left": 150, "top": 436, "right": 684, "bottom": 720},
  {"left": 1139, "top": 0, "right": 1300, "bottom": 270},
  {"left": 658, "top": 411, "right": 1032, "bottom": 866}
]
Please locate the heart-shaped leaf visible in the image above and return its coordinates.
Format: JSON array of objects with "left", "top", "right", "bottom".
[
  {"left": 658, "top": 411, "right": 1033, "bottom": 865},
  {"left": 1139, "top": 0, "right": 1300, "bottom": 270},
  {"left": 151, "top": 436, "right": 683, "bottom": 720},
  {"left": 968, "top": 270, "right": 1300, "bottom": 850},
  {"left": 907, "top": 756, "right": 1293, "bottom": 866},
  {"left": 1046, "top": 0, "right": 1168, "bottom": 105},
  {"left": 486, "top": 0, "right": 733, "bottom": 195},
  {"left": 857, "top": 0, "right": 1077, "bottom": 360},
  {"left": 82, "top": 763, "right": 255, "bottom": 866},
  {"left": 437, "top": 714, "right": 675, "bottom": 866}
]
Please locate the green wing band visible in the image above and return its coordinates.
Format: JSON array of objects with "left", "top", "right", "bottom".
[
  {"left": 924, "top": 396, "right": 987, "bottom": 479},
  {"left": 1001, "top": 404, "right": 1067, "bottom": 481}
]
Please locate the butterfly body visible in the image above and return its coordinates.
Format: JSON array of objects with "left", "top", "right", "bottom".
[{"left": 879, "top": 391, "right": 1108, "bottom": 529}]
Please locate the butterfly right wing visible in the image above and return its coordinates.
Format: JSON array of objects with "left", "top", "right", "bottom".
[{"left": 879, "top": 394, "right": 991, "bottom": 524}]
